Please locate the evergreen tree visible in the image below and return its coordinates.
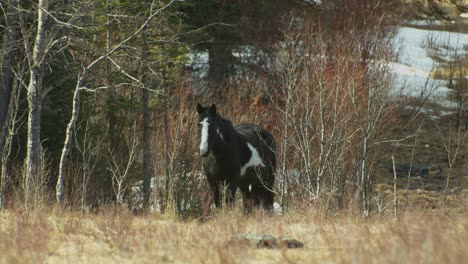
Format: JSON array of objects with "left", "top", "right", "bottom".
[{"left": 180, "top": 0, "right": 305, "bottom": 90}]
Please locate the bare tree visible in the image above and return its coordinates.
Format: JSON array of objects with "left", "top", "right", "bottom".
[
  {"left": 451, "top": 44, "right": 467, "bottom": 132},
  {"left": 23, "top": 0, "right": 50, "bottom": 206},
  {"left": 105, "top": 0, "right": 117, "bottom": 151},
  {"left": 140, "top": 0, "right": 154, "bottom": 211},
  {"left": 391, "top": 155, "right": 398, "bottom": 220},
  {"left": 162, "top": 47, "right": 171, "bottom": 213},
  {"left": 425, "top": 26, "right": 467, "bottom": 212},
  {"left": 107, "top": 123, "right": 139, "bottom": 204},
  {"left": 56, "top": 0, "right": 177, "bottom": 205},
  {"left": 0, "top": 0, "right": 22, "bottom": 209},
  {"left": 353, "top": 58, "right": 396, "bottom": 217},
  {"left": 0, "top": 68, "right": 22, "bottom": 209},
  {"left": 436, "top": 120, "right": 466, "bottom": 212},
  {"left": 270, "top": 19, "right": 306, "bottom": 208},
  {"left": 268, "top": 1, "right": 401, "bottom": 213},
  {"left": 74, "top": 117, "right": 105, "bottom": 211},
  {"left": 0, "top": 0, "right": 20, "bottom": 153}
]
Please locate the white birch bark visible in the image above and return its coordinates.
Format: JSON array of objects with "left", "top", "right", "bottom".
[
  {"left": 55, "top": 0, "right": 175, "bottom": 205},
  {"left": 25, "top": 0, "right": 48, "bottom": 206}
]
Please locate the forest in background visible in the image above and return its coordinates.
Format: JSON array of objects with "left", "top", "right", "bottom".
[{"left": 0, "top": 0, "right": 466, "bottom": 218}]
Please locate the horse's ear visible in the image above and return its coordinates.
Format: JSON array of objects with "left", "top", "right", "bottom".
[
  {"left": 209, "top": 103, "right": 217, "bottom": 115},
  {"left": 197, "top": 102, "right": 204, "bottom": 114}
]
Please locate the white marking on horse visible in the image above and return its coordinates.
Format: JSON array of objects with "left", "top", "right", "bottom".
[
  {"left": 249, "top": 184, "right": 252, "bottom": 192},
  {"left": 217, "top": 128, "right": 224, "bottom": 142},
  {"left": 200, "top": 118, "right": 209, "bottom": 155},
  {"left": 240, "top": 143, "right": 265, "bottom": 176}
]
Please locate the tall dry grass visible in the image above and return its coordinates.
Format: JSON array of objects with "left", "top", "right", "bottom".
[{"left": 1, "top": 204, "right": 466, "bottom": 264}]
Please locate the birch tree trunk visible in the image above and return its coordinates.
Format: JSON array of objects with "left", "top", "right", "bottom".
[
  {"left": 56, "top": 73, "right": 85, "bottom": 205},
  {"left": 25, "top": 0, "right": 48, "bottom": 207},
  {"left": 0, "top": 73, "right": 21, "bottom": 209},
  {"left": 56, "top": 0, "right": 177, "bottom": 206},
  {"left": 0, "top": 0, "right": 20, "bottom": 153},
  {"left": 360, "top": 134, "right": 370, "bottom": 216},
  {"left": 0, "top": 0, "right": 21, "bottom": 209}
]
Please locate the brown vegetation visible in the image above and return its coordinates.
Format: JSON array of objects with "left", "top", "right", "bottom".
[
  {"left": 1, "top": 2, "right": 467, "bottom": 262},
  {"left": 0, "top": 205, "right": 466, "bottom": 263}
]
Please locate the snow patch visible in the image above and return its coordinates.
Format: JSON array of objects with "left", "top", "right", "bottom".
[{"left": 391, "top": 26, "right": 468, "bottom": 103}]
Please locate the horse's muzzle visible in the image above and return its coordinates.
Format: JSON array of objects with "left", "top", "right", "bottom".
[{"left": 200, "top": 150, "right": 209, "bottom": 157}]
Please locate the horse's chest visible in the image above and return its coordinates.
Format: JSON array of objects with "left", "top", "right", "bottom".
[
  {"left": 203, "top": 153, "right": 218, "bottom": 176},
  {"left": 203, "top": 152, "right": 240, "bottom": 178}
]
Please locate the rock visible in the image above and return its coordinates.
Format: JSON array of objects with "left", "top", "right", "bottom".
[
  {"left": 273, "top": 202, "right": 282, "bottom": 214},
  {"left": 230, "top": 234, "right": 304, "bottom": 249}
]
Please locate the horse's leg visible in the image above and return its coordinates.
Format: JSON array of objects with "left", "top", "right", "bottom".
[
  {"left": 253, "top": 188, "right": 262, "bottom": 208},
  {"left": 261, "top": 187, "right": 274, "bottom": 210},
  {"left": 260, "top": 181, "right": 275, "bottom": 210},
  {"left": 225, "top": 183, "right": 237, "bottom": 207},
  {"left": 256, "top": 171, "right": 274, "bottom": 210},
  {"left": 212, "top": 185, "right": 221, "bottom": 207},
  {"left": 207, "top": 177, "right": 221, "bottom": 208}
]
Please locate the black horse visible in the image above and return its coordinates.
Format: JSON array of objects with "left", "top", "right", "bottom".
[{"left": 197, "top": 103, "right": 276, "bottom": 210}]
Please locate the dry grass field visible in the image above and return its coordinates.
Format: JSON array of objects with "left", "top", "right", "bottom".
[{"left": 1, "top": 202, "right": 467, "bottom": 264}]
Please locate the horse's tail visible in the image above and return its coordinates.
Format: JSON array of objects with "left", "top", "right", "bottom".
[
  {"left": 254, "top": 126, "right": 276, "bottom": 170},
  {"left": 262, "top": 130, "right": 276, "bottom": 152}
]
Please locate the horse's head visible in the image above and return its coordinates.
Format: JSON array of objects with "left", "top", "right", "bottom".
[{"left": 196, "top": 103, "right": 219, "bottom": 157}]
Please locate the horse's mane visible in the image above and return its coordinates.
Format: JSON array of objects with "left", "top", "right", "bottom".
[{"left": 217, "top": 113, "right": 234, "bottom": 128}]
